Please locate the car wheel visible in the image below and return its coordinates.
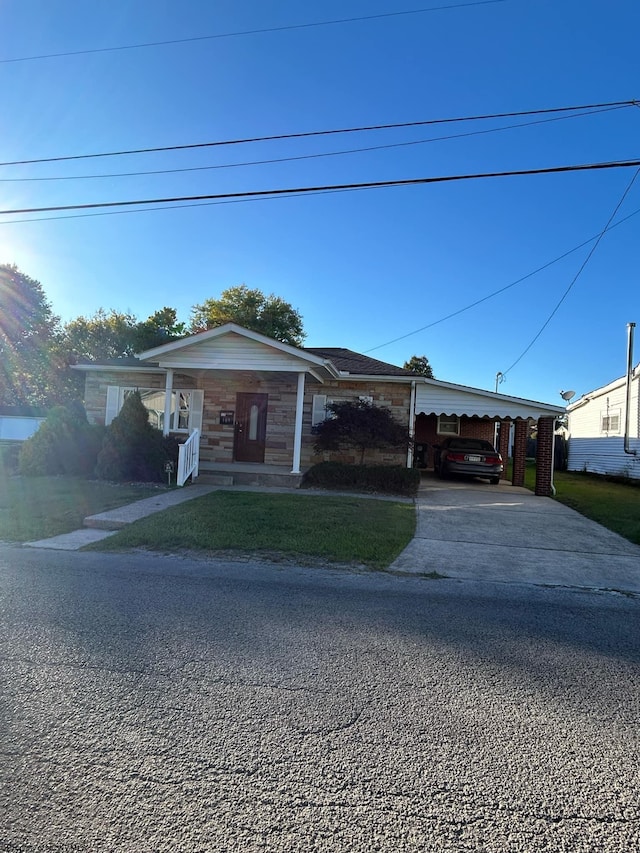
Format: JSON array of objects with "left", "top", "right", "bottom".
[{"left": 490, "top": 477, "right": 500, "bottom": 485}]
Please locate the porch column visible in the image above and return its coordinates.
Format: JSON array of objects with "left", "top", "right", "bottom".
[
  {"left": 535, "top": 417, "right": 554, "bottom": 496},
  {"left": 511, "top": 419, "right": 528, "bottom": 487},
  {"left": 291, "top": 371, "right": 305, "bottom": 474},
  {"left": 162, "top": 368, "right": 174, "bottom": 437}
]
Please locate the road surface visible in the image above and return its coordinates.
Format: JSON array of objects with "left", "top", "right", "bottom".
[{"left": 1, "top": 548, "right": 639, "bottom": 851}]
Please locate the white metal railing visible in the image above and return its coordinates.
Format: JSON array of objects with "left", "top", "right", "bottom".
[{"left": 177, "top": 428, "right": 200, "bottom": 487}]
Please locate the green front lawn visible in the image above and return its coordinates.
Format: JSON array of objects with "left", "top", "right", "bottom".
[
  {"left": 0, "top": 475, "right": 162, "bottom": 542},
  {"left": 509, "top": 461, "right": 640, "bottom": 545},
  {"left": 88, "top": 490, "right": 416, "bottom": 569}
]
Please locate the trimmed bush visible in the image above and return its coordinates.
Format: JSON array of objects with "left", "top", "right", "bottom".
[
  {"left": 95, "top": 390, "right": 174, "bottom": 483},
  {"left": 302, "top": 462, "right": 420, "bottom": 496},
  {"left": 19, "top": 401, "right": 105, "bottom": 476}
]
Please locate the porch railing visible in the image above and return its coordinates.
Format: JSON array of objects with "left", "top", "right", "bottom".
[{"left": 177, "top": 428, "right": 200, "bottom": 487}]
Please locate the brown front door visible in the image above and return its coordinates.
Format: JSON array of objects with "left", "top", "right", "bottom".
[{"left": 234, "top": 393, "right": 268, "bottom": 463}]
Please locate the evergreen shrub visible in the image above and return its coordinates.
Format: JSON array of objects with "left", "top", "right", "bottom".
[
  {"left": 95, "top": 390, "right": 174, "bottom": 483},
  {"left": 19, "top": 401, "right": 104, "bottom": 476},
  {"left": 302, "top": 461, "right": 419, "bottom": 496}
]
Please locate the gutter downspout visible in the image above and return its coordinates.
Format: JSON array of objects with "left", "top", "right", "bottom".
[
  {"left": 407, "top": 380, "right": 416, "bottom": 469},
  {"left": 624, "top": 322, "right": 637, "bottom": 456},
  {"left": 550, "top": 418, "right": 557, "bottom": 496}
]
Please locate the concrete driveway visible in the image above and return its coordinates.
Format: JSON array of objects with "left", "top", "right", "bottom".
[{"left": 391, "top": 478, "right": 640, "bottom": 594}]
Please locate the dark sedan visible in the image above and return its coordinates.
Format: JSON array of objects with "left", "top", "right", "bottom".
[{"left": 433, "top": 437, "right": 503, "bottom": 484}]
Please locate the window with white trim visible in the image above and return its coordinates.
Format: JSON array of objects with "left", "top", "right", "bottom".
[
  {"left": 601, "top": 411, "right": 621, "bottom": 433},
  {"left": 437, "top": 414, "right": 460, "bottom": 435},
  {"left": 311, "top": 394, "right": 329, "bottom": 428}
]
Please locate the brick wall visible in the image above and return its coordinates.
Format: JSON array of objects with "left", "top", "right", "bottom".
[{"left": 414, "top": 414, "right": 496, "bottom": 468}]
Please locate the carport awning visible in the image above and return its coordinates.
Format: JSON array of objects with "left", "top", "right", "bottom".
[{"left": 415, "top": 380, "right": 565, "bottom": 420}]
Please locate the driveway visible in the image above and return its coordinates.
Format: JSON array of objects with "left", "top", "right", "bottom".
[{"left": 391, "top": 478, "right": 640, "bottom": 594}]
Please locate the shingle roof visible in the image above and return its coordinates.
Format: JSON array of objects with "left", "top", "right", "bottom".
[{"left": 304, "top": 347, "right": 415, "bottom": 377}]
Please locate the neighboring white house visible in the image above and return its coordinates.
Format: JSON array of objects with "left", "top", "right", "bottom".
[
  {"left": 0, "top": 406, "right": 47, "bottom": 442},
  {"left": 567, "top": 363, "right": 640, "bottom": 479}
]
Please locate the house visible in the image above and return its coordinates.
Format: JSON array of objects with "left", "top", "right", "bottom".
[
  {"left": 567, "top": 362, "right": 640, "bottom": 480},
  {"left": 73, "top": 323, "right": 565, "bottom": 494},
  {"left": 0, "top": 405, "right": 47, "bottom": 443}
]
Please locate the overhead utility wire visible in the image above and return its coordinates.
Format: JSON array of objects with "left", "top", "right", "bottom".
[
  {"left": 363, "top": 205, "right": 640, "bottom": 353},
  {"left": 499, "top": 167, "right": 640, "bottom": 379},
  {"left": 0, "top": 1, "right": 505, "bottom": 64},
  {"left": 0, "top": 100, "right": 634, "bottom": 168},
  {"left": 0, "top": 106, "right": 623, "bottom": 184},
  {"left": 2, "top": 158, "right": 640, "bottom": 217}
]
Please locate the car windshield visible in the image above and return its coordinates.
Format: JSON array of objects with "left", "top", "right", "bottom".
[{"left": 447, "top": 439, "right": 495, "bottom": 452}]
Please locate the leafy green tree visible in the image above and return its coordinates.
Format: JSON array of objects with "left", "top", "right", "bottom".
[
  {"left": 314, "top": 400, "right": 411, "bottom": 465},
  {"left": 403, "top": 355, "right": 435, "bottom": 378},
  {"left": 61, "top": 306, "right": 186, "bottom": 361},
  {"left": 190, "top": 285, "right": 305, "bottom": 346},
  {"left": 0, "top": 264, "right": 64, "bottom": 406}
]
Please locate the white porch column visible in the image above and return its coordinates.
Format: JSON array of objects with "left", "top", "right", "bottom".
[
  {"left": 163, "top": 368, "right": 174, "bottom": 437},
  {"left": 407, "top": 380, "right": 416, "bottom": 469},
  {"left": 291, "top": 371, "right": 305, "bottom": 474}
]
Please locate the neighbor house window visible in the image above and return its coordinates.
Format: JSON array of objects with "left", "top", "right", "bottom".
[
  {"left": 437, "top": 414, "right": 459, "bottom": 435},
  {"left": 601, "top": 412, "right": 620, "bottom": 433}
]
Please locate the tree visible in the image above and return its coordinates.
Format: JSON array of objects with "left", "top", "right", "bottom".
[
  {"left": 403, "top": 355, "right": 435, "bottom": 378},
  {"left": 313, "top": 400, "right": 411, "bottom": 465},
  {"left": 61, "top": 306, "right": 186, "bottom": 361},
  {"left": 0, "top": 264, "right": 63, "bottom": 406},
  {"left": 190, "top": 285, "right": 305, "bottom": 346}
]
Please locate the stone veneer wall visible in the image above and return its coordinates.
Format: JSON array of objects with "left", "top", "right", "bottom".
[{"left": 83, "top": 370, "right": 413, "bottom": 468}]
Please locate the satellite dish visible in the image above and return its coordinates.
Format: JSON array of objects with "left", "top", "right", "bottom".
[{"left": 560, "top": 390, "right": 575, "bottom": 402}]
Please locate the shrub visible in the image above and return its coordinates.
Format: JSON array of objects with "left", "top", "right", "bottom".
[
  {"left": 95, "top": 390, "right": 173, "bottom": 483},
  {"left": 0, "top": 442, "right": 21, "bottom": 475},
  {"left": 302, "top": 462, "right": 420, "bottom": 496},
  {"left": 314, "top": 400, "right": 412, "bottom": 465},
  {"left": 19, "top": 401, "right": 104, "bottom": 476}
]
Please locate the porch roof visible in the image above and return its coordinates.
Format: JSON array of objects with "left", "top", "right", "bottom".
[{"left": 415, "top": 378, "right": 566, "bottom": 420}]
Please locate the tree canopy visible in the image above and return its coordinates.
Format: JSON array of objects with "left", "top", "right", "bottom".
[
  {"left": 403, "top": 355, "right": 435, "bottom": 378},
  {"left": 0, "top": 264, "right": 63, "bottom": 406},
  {"left": 61, "top": 306, "right": 186, "bottom": 361},
  {"left": 190, "top": 285, "right": 305, "bottom": 347}
]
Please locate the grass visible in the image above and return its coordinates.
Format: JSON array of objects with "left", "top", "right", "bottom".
[
  {"left": 508, "top": 460, "right": 640, "bottom": 545},
  {"left": 0, "top": 473, "right": 163, "bottom": 542},
  {"left": 88, "top": 490, "right": 416, "bottom": 569}
]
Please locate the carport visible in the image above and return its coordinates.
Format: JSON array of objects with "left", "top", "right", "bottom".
[{"left": 412, "top": 379, "right": 566, "bottom": 496}]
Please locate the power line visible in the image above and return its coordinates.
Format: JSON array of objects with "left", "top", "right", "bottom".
[
  {"left": 499, "top": 167, "right": 640, "bottom": 378},
  {"left": 2, "top": 158, "right": 640, "bottom": 216},
  {"left": 0, "top": 105, "right": 625, "bottom": 184},
  {"left": 363, "top": 205, "right": 640, "bottom": 353},
  {"left": 0, "top": 100, "right": 634, "bottom": 168},
  {"left": 0, "top": 1, "right": 506, "bottom": 65}
]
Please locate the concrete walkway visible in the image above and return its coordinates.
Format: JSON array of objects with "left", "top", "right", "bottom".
[
  {"left": 24, "top": 485, "right": 218, "bottom": 550},
  {"left": 390, "top": 478, "right": 640, "bottom": 593}
]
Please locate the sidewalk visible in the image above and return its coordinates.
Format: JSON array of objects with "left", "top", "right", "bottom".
[{"left": 24, "top": 485, "right": 218, "bottom": 550}]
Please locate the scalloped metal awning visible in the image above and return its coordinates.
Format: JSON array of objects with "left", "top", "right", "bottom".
[{"left": 415, "top": 380, "right": 565, "bottom": 421}]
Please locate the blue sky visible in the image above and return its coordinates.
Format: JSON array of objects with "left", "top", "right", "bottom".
[{"left": 1, "top": 0, "right": 638, "bottom": 405}]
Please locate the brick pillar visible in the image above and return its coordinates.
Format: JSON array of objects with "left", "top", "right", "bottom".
[
  {"left": 497, "top": 420, "right": 510, "bottom": 479},
  {"left": 535, "top": 416, "right": 554, "bottom": 497},
  {"left": 511, "top": 419, "right": 528, "bottom": 487}
]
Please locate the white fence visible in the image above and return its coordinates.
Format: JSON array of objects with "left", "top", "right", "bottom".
[{"left": 177, "top": 429, "right": 200, "bottom": 486}]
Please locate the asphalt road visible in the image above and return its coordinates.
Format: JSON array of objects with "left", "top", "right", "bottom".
[{"left": 1, "top": 548, "right": 639, "bottom": 852}]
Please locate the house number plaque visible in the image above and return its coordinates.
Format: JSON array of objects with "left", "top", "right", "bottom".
[{"left": 220, "top": 411, "right": 235, "bottom": 425}]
